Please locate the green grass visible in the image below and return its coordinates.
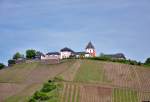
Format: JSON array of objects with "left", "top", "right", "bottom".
[
  {"left": 72, "top": 85, "right": 76, "bottom": 102},
  {"left": 67, "top": 85, "right": 71, "bottom": 102},
  {"left": 0, "top": 59, "right": 76, "bottom": 83},
  {"left": 74, "top": 60, "right": 107, "bottom": 83},
  {"left": 4, "top": 83, "right": 42, "bottom": 102},
  {"left": 76, "top": 86, "right": 80, "bottom": 102},
  {"left": 0, "top": 63, "right": 39, "bottom": 83},
  {"left": 113, "top": 88, "right": 139, "bottom": 102}
]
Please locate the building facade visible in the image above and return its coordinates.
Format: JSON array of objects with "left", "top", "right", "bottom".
[{"left": 60, "top": 47, "right": 74, "bottom": 59}]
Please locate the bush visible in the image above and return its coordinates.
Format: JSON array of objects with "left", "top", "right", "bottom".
[
  {"left": 28, "top": 97, "right": 36, "bottom": 102},
  {"left": 33, "top": 91, "right": 50, "bottom": 100},
  {"left": 41, "top": 82, "right": 57, "bottom": 93},
  {"left": 8, "top": 59, "right": 16, "bottom": 66},
  {"left": 87, "top": 56, "right": 111, "bottom": 61},
  {"left": 128, "top": 60, "right": 138, "bottom": 65},
  {"left": 0, "top": 63, "right": 5, "bottom": 70},
  {"left": 87, "top": 56, "right": 143, "bottom": 66}
]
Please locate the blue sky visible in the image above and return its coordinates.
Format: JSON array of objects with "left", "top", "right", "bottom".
[{"left": 0, "top": 0, "right": 150, "bottom": 64}]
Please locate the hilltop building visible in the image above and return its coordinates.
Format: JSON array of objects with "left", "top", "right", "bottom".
[
  {"left": 60, "top": 47, "right": 75, "bottom": 59},
  {"left": 75, "top": 52, "right": 90, "bottom": 58},
  {"left": 35, "top": 51, "right": 45, "bottom": 60},
  {"left": 38, "top": 42, "right": 96, "bottom": 60},
  {"left": 46, "top": 52, "right": 60, "bottom": 59},
  {"left": 85, "top": 42, "right": 96, "bottom": 57}
]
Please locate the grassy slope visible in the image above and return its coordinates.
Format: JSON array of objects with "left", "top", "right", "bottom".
[
  {"left": 74, "top": 60, "right": 107, "bottom": 83},
  {"left": 0, "top": 63, "right": 38, "bottom": 83}
]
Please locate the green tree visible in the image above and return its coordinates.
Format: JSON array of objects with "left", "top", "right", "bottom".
[
  {"left": 145, "top": 57, "right": 150, "bottom": 65},
  {"left": 0, "top": 63, "right": 5, "bottom": 70},
  {"left": 26, "top": 49, "right": 36, "bottom": 59},
  {"left": 13, "top": 52, "right": 22, "bottom": 60}
]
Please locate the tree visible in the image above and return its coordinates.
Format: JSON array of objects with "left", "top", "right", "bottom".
[
  {"left": 13, "top": 52, "right": 22, "bottom": 60},
  {"left": 26, "top": 49, "right": 36, "bottom": 59},
  {"left": 145, "top": 57, "right": 150, "bottom": 65},
  {"left": 0, "top": 63, "right": 5, "bottom": 70}
]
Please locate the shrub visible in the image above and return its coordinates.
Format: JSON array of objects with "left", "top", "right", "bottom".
[
  {"left": 33, "top": 91, "right": 49, "bottom": 100},
  {"left": 128, "top": 60, "right": 138, "bottom": 65},
  {"left": 87, "top": 56, "right": 111, "bottom": 61},
  {"left": 41, "top": 82, "right": 57, "bottom": 93},
  {"left": 48, "top": 80, "right": 53, "bottom": 83},
  {"left": 87, "top": 56, "right": 143, "bottom": 66},
  {"left": 0, "top": 63, "right": 5, "bottom": 70},
  {"left": 28, "top": 97, "right": 36, "bottom": 102},
  {"left": 8, "top": 59, "right": 16, "bottom": 66}
]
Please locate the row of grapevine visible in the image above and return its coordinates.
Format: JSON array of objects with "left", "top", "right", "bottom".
[
  {"left": 112, "top": 88, "right": 139, "bottom": 102},
  {"left": 60, "top": 83, "right": 80, "bottom": 102}
]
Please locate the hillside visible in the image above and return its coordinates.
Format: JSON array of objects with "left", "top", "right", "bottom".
[
  {"left": 0, "top": 60, "right": 76, "bottom": 102},
  {"left": 0, "top": 59, "right": 150, "bottom": 102}
]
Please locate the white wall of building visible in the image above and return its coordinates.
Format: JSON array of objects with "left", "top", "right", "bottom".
[
  {"left": 60, "top": 51, "right": 72, "bottom": 59},
  {"left": 86, "top": 48, "right": 94, "bottom": 53},
  {"left": 85, "top": 53, "right": 90, "bottom": 57},
  {"left": 41, "top": 55, "right": 60, "bottom": 60}
]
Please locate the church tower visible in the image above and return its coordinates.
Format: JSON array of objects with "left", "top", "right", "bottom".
[{"left": 85, "top": 42, "right": 96, "bottom": 57}]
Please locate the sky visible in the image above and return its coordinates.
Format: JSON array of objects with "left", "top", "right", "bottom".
[{"left": 0, "top": 0, "right": 150, "bottom": 64}]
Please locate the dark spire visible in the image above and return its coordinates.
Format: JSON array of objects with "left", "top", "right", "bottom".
[{"left": 86, "top": 42, "right": 95, "bottom": 49}]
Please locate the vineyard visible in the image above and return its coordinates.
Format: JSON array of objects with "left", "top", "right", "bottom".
[
  {"left": 59, "top": 83, "right": 140, "bottom": 102},
  {"left": 0, "top": 59, "right": 150, "bottom": 102},
  {"left": 58, "top": 60, "right": 150, "bottom": 102}
]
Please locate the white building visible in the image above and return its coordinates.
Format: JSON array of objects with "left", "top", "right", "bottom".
[
  {"left": 40, "top": 52, "right": 60, "bottom": 60},
  {"left": 46, "top": 52, "right": 60, "bottom": 59},
  {"left": 75, "top": 52, "right": 90, "bottom": 58},
  {"left": 60, "top": 47, "right": 74, "bottom": 59}
]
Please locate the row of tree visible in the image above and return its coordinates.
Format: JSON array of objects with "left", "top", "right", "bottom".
[
  {"left": 13, "top": 49, "right": 37, "bottom": 60},
  {"left": 8, "top": 49, "right": 38, "bottom": 66}
]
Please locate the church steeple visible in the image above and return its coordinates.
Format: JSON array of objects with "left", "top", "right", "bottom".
[
  {"left": 86, "top": 41, "right": 95, "bottom": 49},
  {"left": 85, "top": 41, "right": 96, "bottom": 57}
]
